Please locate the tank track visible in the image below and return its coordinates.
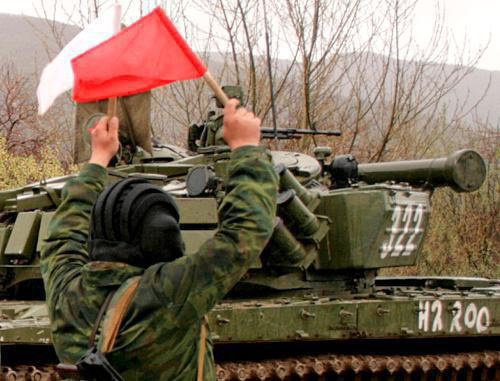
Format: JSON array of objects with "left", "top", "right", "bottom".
[
  {"left": 1, "top": 365, "right": 56, "bottom": 381},
  {"left": 1, "top": 352, "right": 497, "bottom": 380},
  {"left": 215, "top": 352, "right": 499, "bottom": 381}
]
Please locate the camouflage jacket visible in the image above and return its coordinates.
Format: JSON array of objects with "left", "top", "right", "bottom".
[{"left": 41, "top": 146, "right": 278, "bottom": 380}]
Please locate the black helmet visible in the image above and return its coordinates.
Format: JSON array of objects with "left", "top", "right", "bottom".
[{"left": 88, "top": 178, "right": 183, "bottom": 268}]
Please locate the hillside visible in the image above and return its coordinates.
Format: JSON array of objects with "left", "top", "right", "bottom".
[{"left": 0, "top": 14, "right": 80, "bottom": 74}]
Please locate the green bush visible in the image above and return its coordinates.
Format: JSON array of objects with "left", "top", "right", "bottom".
[{"left": 0, "top": 137, "right": 76, "bottom": 189}]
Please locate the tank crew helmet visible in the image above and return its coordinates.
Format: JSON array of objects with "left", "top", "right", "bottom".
[{"left": 88, "top": 178, "right": 183, "bottom": 268}]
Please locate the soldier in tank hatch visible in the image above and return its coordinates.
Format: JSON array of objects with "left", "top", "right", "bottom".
[{"left": 40, "top": 99, "right": 278, "bottom": 380}]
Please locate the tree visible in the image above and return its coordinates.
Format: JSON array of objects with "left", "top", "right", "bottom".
[
  {"left": 327, "top": 0, "right": 489, "bottom": 162},
  {"left": 0, "top": 63, "right": 45, "bottom": 155}
]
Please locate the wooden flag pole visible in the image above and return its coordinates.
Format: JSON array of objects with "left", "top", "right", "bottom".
[
  {"left": 107, "top": 97, "right": 118, "bottom": 118},
  {"left": 107, "top": 2, "right": 122, "bottom": 118},
  {"left": 203, "top": 71, "right": 229, "bottom": 106}
]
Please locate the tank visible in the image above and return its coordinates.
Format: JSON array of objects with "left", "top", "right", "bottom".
[{"left": 0, "top": 90, "right": 498, "bottom": 380}]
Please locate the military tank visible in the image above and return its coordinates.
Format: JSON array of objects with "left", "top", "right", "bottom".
[{"left": 0, "top": 88, "right": 498, "bottom": 380}]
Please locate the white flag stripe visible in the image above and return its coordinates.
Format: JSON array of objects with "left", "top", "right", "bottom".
[{"left": 37, "top": 4, "right": 121, "bottom": 115}]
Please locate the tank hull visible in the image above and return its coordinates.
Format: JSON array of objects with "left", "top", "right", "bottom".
[{"left": 0, "top": 280, "right": 498, "bottom": 380}]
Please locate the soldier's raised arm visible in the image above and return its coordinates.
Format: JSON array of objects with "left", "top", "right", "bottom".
[
  {"left": 140, "top": 99, "right": 278, "bottom": 324},
  {"left": 40, "top": 117, "right": 119, "bottom": 307}
]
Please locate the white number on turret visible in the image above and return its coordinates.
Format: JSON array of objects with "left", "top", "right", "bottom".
[
  {"left": 380, "top": 204, "right": 426, "bottom": 259},
  {"left": 418, "top": 301, "right": 491, "bottom": 333}
]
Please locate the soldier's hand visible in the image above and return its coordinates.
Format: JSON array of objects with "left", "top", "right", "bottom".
[
  {"left": 223, "top": 99, "right": 261, "bottom": 150},
  {"left": 89, "top": 116, "right": 119, "bottom": 168}
]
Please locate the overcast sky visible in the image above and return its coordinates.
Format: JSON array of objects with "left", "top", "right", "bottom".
[{"left": 0, "top": 0, "right": 498, "bottom": 71}]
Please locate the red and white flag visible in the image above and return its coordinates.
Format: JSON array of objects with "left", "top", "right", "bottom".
[
  {"left": 72, "top": 7, "right": 207, "bottom": 102},
  {"left": 37, "top": 6, "right": 207, "bottom": 113},
  {"left": 37, "top": 4, "right": 121, "bottom": 115}
]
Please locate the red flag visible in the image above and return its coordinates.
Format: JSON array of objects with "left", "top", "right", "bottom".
[{"left": 71, "top": 7, "right": 207, "bottom": 102}]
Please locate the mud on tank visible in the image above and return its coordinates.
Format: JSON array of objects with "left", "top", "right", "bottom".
[{"left": 0, "top": 88, "right": 498, "bottom": 380}]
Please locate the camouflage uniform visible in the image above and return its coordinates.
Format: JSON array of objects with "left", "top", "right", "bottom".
[{"left": 41, "top": 146, "right": 278, "bottom": 380}]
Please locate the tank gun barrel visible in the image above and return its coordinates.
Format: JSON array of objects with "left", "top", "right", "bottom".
[{"left": 357, "top": 149, "right": 486, "bottom": 192}]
